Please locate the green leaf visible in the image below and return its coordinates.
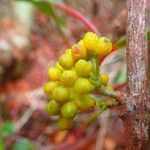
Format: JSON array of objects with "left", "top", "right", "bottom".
[
  {"left": 16, "top": 0, "right": 66, "bottom": 27},
  {"left": 12, "top": 139, "right": 34, "bottom": 150},
  {"left": 114, "top": 69, "right": 126, "bottom": 84},
  {"left": 0, "top": 122, "right": 15, "bottom": 138}
]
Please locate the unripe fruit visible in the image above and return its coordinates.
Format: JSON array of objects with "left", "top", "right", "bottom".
[
  {"left": 67, "top": 87, "right": 79, "bottom": 101},
  {"left": 75, "top": 59, "right": 93, "bottom": 77},
  {"left": 83, "top": 32, "right": 99, "bottom": 55},
  {"left": 72, "top": 40, "right": 87, "bottom": 61},
  {"left": 95, "top": 37, "right": 112, "bottom": 57},
  {"left": 55, "top": 62, "right": 64, "bottom": 72},
  {"left": 48, "top": 67, "right": 61, "bottom": 81},
  {"left": 60, "top": 70, "right": 77, "bottom": 86},
  {"left": 52, "top": 86, "right": 69, "bottom": 103},
  {"left": 61, "top": 102, "right": 77, "bottom": 118},
  {"left": 56, "top": 117, "right": 73, "bottom": 130},
  {"left": 43, "top": 81, "right": 58, "bottom": 95},
  {"left": 74, "top": 78, "right": 95, "bottom": 94},
  {"left": 58, "top": 50, "right": 74, "bottom": 69},
  {"left": 78, "top": 40, "right": 87, "bottom": 59},
  {"left": 75, "top": 94, "right": 95, "bottom": 112},
  {"left": 46, "top": 100, "right": 60, "bottom": 115},
  {"left": 99, "top": 73, "right": 109, "bottom": 85}
]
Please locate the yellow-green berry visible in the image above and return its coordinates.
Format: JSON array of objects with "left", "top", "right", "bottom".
[
  {"left": 46, "top": 100, "right": 60, "bottom": 115},
  {"left": 75, "top": 59, "right": 93, "bottom": 77},
  {"left": 58, "top": 50, "right": 74, "bottom": 69},
  {"left": 52, "top": 86, "right": 69, "bottom": 103},
  {"left": 60, "top": 70, "right": 77, "bottom": 86},
  {"left": 67, "top": 87, "right": 79, "bottom": 101},
  {"left": 55, "top": 62, "right": 64, "bottom": 72},
  {"left": 61, "top": 102, "right": 77, "bottom": 118},
  {"left": 74, "top": 78, "right": 95, "bottom": 94},
  {"left": 75, "top": 94, "right": 95, "bottom": 112},
  {"left": 83, "top": 32, "right": 99, "bottom": 55},
  {"left": 48, "top": 67, "right": 61, "bottom": 81},
  {"left": 95, "top": 37, "right": 112, "bottom": 57},
  {"left": 43, "top": 81, "right": 58, "bottom": 95}
]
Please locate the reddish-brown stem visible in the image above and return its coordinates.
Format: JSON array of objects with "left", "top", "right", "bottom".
[
  {"left": 113, "top": 82, "right": 127, "bottom": 90},
  {"left": 123, "top": 0, "right": 149, "bottom": 149},
  {"left": 54, "top": 3, "right": 100, "bottom": 35}
]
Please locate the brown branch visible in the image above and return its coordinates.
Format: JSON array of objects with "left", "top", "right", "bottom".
[{"left": 123, "top": 0, "right": 149, "bottom": 149}]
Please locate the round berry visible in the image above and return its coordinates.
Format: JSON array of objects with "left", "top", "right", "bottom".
[
  {"left": 60, "top": 70, "right": 77, "bottom": 86},
  {"left": 67, "top": 87, "right": 79, "bottom": 101},
  {"left": 99, "top": 73, "right": 109, "bottom": 85},
  {"left": 75, "top": 94, "right": 95, "bottom": 112},
  {"left": 61, "top": 102, "right": 77, "bottom": 118},
  {"left": 78, "top": 40, "right": 87, "bottom": 59},
  {"left": 74, "top": 78, "right": 95, "bottom": 94},
  {"left": 43, "top": 81, "right": 58, "bottom": 95},
  {"left": 95, "top": 37, "right": 112, "bottom": 57},
  {"left": 55, "top": 62, "right": 64, "bottom": 72},
  {"left": 46, "top": 100, "right": 60, "bottom": 115},
  {"left": 48, "top": 67, "right": 61, "bottom": 81},
  {"left": 52, "top": 86, "right": 69, "bottom": 103},
  {"left": 75, "top": 59, "right": 93, "bottom": 77},
  {"left": 56, "top": 117, "right": 73, "bottom": 130},
  {"left": 58, "top": 50, "right": 74, "bottom": 69},
  {"left": 83, "top": 32, "right": 99, "bottom": 55},
  {"left": 72, "top": 40, "right": 87, "bottom": 61}
]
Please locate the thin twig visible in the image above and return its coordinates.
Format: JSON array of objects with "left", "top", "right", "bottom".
[{"left": 54, "top": 3, "right": 100, "bottom": 35}]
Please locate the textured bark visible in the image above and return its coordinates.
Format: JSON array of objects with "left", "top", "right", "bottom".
[{"left": 123, "top": 0, "right": 149, "bottom": 150}]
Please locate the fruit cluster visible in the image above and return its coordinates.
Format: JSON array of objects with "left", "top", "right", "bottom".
[{"left": 43, "top": 32, "right": 112, "bottom": 130}]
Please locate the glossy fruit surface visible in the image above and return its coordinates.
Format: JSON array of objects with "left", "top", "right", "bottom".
[
  {"left": 75, "top": 59, "right": 93, "bottom": 77},
  {"left": 61, "top": 102, "right": 77, "bottom": 118},
  {"left": 67, "top": 87, "right": 79, "bottom": 101},
  {"left": 75, "top": 94, "right": 95, "bottom": 111},
  {"left": 95, "top": 37, "right": 112, "bottom": 57},
  {"left": 52, "top": 86, "right": 69, "bottom": 103},
  {"left": 46, "top": 100, "right": 60, "bottom": 115},
  {"left": 48, "top": 67, "right": 61, "bottom": 81},
  {"left": 83, "top": 32, "right": 99, "bottom": 55},
  {"left": 58, "top": 51, "right": 74, "bottom": 69},
  {"left": 43, "top": 81, "right": 58, "bottom": 95},
  {"left": 60, "top": 70, "right": 77, "bottom": 86},
  {"left": 74, "top": 78, "right": 95, "bottom": 94},
  {"left": 55, "top": 62, "right": 64, "bottom": 72}
]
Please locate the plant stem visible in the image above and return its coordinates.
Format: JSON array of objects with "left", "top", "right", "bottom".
[
  {"left": 83, "top": 107, "right": 106, "bottom": 127},
  {"left": 124, "top": 0, "right": 149, "bottom": 149},
  {"left": 54, "top": 3, "right": 100, "bottom": 35}
]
